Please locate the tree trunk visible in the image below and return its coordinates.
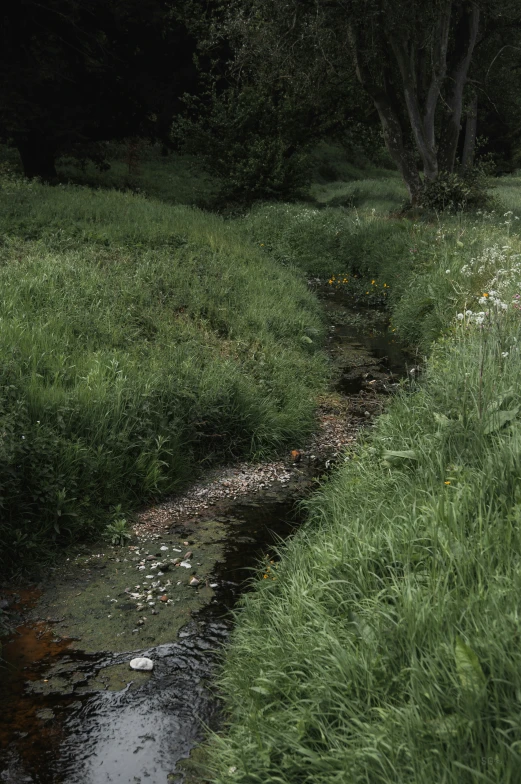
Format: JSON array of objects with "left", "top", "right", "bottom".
[
  {"left": 373, "top": 98, "right": 422, "bottom": 204},
  {"left": 15, "top": 135, "right": 58, "bottom": 182},
  {"left": 438, "top": 4, "right": 480, "bottom": 172},
  {"left": 462, "top": 93, "right": 478, "bottom": 168},
  {"left": 347, "top": 24, "right": 422, "bottom": 204}
]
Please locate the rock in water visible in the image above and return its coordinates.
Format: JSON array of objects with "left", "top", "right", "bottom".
[{"left": 129, "top": 657, "right": 154, "bottom": 671}]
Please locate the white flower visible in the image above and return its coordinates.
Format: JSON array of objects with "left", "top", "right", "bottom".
[
  {"left": 445, "top": 269, "right": 451, "bottom": 274},
  {"left": 457, "top": 313, "right": 464, "bottom": 321},
  {"left": 465, "top": 310, "right": 473, "bottom": 317},
  {"left": 502, "top": 352, "right": 509, "bottom": 358}
]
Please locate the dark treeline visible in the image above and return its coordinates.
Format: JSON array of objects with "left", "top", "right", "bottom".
[{"left": 1, "top": 0, "right": 521, "bottom": 205}]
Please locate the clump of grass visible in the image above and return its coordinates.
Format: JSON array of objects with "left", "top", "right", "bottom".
[
  {"left": 240, "top": 202, "right": 411, "bottom": 282},
  {"left": 0, "top": 174, "right": 327, "bottom": 574}
]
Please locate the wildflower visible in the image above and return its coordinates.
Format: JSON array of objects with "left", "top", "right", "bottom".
[
  {"left": 260, "top": 243, "right": 264, "bottom": 247},
  {"left": 457, "top": 313, "right": 464, "bottom": 321},
  {"left": 383, "top": 283, "right": 388, "bottom": 288},
  {"left": 444, "top": 481, "right": 451, "bottom": 485},
  {"left": 446, "top": 269, "right": 451, "bottom": 274},
  {"left": 371, "top": 280, "right": 375, "bottom": 285},
  {"left": 502, "top": 351, "right": 509, "bottom": 358},
  {"left": 483, "top": 292, "right": 489, "bottom": 297}
]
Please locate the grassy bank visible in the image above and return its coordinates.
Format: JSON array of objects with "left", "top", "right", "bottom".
[
  {"left": 206, "top": 181, "right": 521, "bottom": 782},
  {"left": 0, "top": 171, "right": 327, "bottom": 573}
]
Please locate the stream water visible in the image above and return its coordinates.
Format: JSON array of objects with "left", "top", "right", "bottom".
[{"left": 0, "top": 294, "right": 411, "bottom": 784}]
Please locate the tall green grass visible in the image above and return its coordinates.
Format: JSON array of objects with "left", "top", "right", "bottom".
[
  {"left": 204, "top": 180, "right": 521, "bottom": 782},
  {"left": 0, "top": 173, "right": 327, "bottom": 572}
]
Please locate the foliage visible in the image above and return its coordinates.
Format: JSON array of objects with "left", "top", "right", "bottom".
[
  {"left": 175, "top": 84, "right": 314, "bottom": 206},
  {"left": 0, "top": 173, "right": 328, "bottom": 575},
  {"left": 103, "top": 507, "right": 132, "bottom": 546},
  {"left": 205, "top": 177, "right": 521, "bottom": 783},
  {"left": 211, "top": 0, "right": 521, "bottom": 204},
  {"left": 240, "top": 201, "right": 411, "bottom": 285},
  {"left": 418, "top": 168, "right": 497, "bottom": 213}
]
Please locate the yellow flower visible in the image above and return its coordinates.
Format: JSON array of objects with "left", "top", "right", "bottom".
[
  {"left": 444, "top": 481, "right": 451, "bottom": 485},
  {"left": 263, "top": 574, "right": 268, "bottom": 579},
  {"left": 371, "top": 280, "right": 375, "bottom": 284},
  {"left": 483, "top": 292, "right": 489, "bottom": 297},
  {"left": 260, "top": 243, "right": 264, "bottom": 246}
]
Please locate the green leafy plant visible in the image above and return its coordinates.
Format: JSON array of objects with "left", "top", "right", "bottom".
[
  {"left": 418, "top": 168, "right": 496, "bottom": 213},
  {"left": 103, "top": 507, "right": 131, "bottom": 546}
]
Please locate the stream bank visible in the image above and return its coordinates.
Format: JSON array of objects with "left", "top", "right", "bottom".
[{"left": 0, "top": 289, "right": 412, "bottom": 784}]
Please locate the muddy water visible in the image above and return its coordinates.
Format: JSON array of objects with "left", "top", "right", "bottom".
[{"left": 0, "top": 296, "right": 411, "bottom": 784}]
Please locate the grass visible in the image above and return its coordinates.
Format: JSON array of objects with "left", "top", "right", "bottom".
[
  {"left": 202, "top": 173, "right": 521, "bottom": 782},
  {"left": 0, "top": 168, "right": 328, "bottom": 574},
  {"left": 5, "top": 134, "right": 521, "bottom": 779}
]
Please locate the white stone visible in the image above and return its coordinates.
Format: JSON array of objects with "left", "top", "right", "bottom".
[{"left": 129, "top": 657, "right": 154, "bottom": 671}]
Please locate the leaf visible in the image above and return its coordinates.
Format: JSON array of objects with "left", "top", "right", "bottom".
[
  {"left": 300, "top": 335, "right": 313, "bottom": 344},
  {"left": 433, "top": 412, "right": 451, "bottom": 428},
  {"left": 483, "top": 406, "right": 519, "bottom": 435},
  {"left": 382, "top": 449, "right": 417, "bottom": 466},
  {"left": 250, "top": 685, "right": 270, "bottom": 695},
  {"left": 455, "top": 636, "right": 486, "bottom": 695}
]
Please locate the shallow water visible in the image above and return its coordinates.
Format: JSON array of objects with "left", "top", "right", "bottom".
[
  {"left": 1, "top": 297, "right": 410, "bottom": 784},
  {"left": 1, "top": 501, "right": 303, "bottom": 784}
]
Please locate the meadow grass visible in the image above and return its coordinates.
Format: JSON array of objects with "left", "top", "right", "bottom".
[
  {"left": 0, "top": 140, "right": 220, "bottom": 207},
  {"left": 0, "top": 172, "right": 327, "bottom": 572},
  {"left": 204, "top": 177, "right": 521, "bottom": 782}
]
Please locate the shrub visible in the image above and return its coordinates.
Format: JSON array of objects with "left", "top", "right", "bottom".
[
  {"left": 418, "top": 168, "right": 496, "bottom": 213},
  {"left": 175, "top": 85, "right": 312, "bottom": 206}
]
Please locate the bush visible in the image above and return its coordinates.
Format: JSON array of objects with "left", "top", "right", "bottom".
[
  {"left": 418, "top": 168, "right": 496, "bottom": 213},
  {"left": 175, "top": 85, "right": 313, "bottom": 206}
]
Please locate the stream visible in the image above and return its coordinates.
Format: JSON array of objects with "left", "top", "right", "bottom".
[{"left": 0, "top": 289, "right": 412, "bottom": 784}]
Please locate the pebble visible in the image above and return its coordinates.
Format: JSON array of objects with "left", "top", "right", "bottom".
[
  {"left": 160, "top": 594, "right": 168, "bottom": 602},
  {"left": 129, "top": 657, "right": 154, "bottom": 671},
  {"left": 189, "top": 576, "right": 200, "bottom": 587}
]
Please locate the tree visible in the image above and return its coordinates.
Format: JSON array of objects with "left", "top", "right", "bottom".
[
  {"left": 214, "top": 0, "right": 521, "bottom": 204},
  {"left": 0, "top": 0, "right": 198, "bottom": 179}
]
